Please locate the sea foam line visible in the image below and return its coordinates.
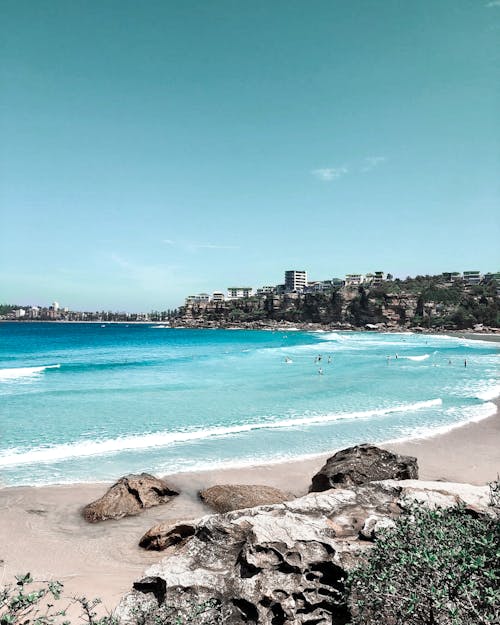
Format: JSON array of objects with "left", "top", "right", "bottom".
[
  {"left": 0, "top": 398, "right": 442, "bottom": 467},
  {"left": 0, "top": 364, "right": 60, "bottom": 381}
]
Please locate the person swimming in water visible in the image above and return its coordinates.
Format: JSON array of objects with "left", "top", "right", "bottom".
[{"left": 318, "top": 367, "right": 323, "bottom": 375}]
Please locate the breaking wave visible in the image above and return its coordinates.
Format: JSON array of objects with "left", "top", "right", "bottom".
[
  {"left": 0, "top": 364, "right": 61, "bottom": 381},
  {"left": 0, "top": 398, "right": 442, "bottom": 468}
]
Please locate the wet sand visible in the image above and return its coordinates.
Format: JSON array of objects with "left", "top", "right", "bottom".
[{"left": 1, "top": 402, "right": 499, "bottom": 613}]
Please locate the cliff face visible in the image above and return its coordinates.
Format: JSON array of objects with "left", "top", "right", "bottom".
[{"left": 177, "top": 279, "right": 500, "bottom": 330}]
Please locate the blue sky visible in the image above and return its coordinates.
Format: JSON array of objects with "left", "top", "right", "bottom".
[{"left": 1, "top": 1, "right": 499, "bottom": 311}]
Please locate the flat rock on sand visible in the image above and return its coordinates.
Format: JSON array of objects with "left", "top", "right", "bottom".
[
  {"left": 199, "top": 484, "right": 290, "bottom": 513},
  {"left": 82, "top": 473, "right": 179, "bottom": 522},
  {"left": 309, "top": 443, "right": 418, "bottom": 492}
]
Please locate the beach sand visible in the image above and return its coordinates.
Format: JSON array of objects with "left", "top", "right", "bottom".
[{"left": 1, "top": 402, "right": 499, "bottom": 613}]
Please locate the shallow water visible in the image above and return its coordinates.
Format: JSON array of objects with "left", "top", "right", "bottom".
[{"left": 0, "top": 323, "right": 498, "bottom": 486}]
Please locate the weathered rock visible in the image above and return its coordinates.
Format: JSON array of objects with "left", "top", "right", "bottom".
[
  {"left": 140, "top": 521, "right": 196, "bottom": 551},
  {"left": 116, "top": 480, "right": 494, "bottom": 624},
  {"left": 82, "top": 473, "right": 179, "bottom": 522},
  {"left": 117, "top": 483, "right": 401, "bottom": 624},
  {"left": 309, "top": 444, "right": 418, "bottom": 492},
  {"left": 199, "top": 484, "right": 290, "bottom": 513}
]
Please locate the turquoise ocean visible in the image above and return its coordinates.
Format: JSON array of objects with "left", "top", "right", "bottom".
[{"left": 0, "top": 323, "right": 498, "bottom": 487}]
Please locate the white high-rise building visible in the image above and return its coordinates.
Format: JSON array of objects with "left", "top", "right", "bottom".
[
  {"left": 52, "top": 301, "right": 60, "bottom": 311},
  {"left": 285, "top": 270, "right": 307, "bottom": 292}
]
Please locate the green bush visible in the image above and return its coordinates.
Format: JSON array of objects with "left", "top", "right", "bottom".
[
  {"left": 0, "top": 574, "right": 116, "bottom": 625},
  {"left": 348, "top": 504, "right": 500, "bottom": 624}
]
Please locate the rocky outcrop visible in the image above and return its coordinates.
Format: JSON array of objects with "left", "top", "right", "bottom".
[
  {"left": 116, "top": 480, "right": 494, "bottom": 625},
  {"left": 309, "top": 444, "right": 418, "bottom": 492},
  {"left": 82, "top": 473, "right": 179, "bottom": 522},
  {"left": 199, "top": 484, "right": 290, "bottom": 513}
]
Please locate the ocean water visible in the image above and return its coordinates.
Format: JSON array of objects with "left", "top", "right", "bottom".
[{"left": 0, "top": 323, "right": 498, "bottom": 487}]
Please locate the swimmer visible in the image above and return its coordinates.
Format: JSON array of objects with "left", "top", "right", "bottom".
[
  {"left": 318, "top": 367, "right": 323, "bottom": 375},
  {"left": 327, "top": 356, "right": 332, "bottom": 364}
]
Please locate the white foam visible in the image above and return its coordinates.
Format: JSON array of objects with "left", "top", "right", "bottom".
[
  {"left": 475, "top": 385, "right": 500, "bottom": 402},
  {"left": 0, "top": 364, "right": 60, "bottom": 381},
  {"left": 0, "top": 398, "right": 442, "bottom": 468},
  {"left": 402, "top": 354, "right": 430, "bottom": 361},
  {"left": 383, "top": 401, "right": 497, "bottom": 444}
]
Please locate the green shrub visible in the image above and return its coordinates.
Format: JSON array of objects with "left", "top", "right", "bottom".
[
  {"left": 0, "top": 574, "right": 116, "bottom": 625},
  {"left": 348, "top": 504, "right": 500, "bottom": 624}
]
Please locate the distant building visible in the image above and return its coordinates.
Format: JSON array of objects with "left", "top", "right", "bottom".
[
  {"left": 212, "top": 292, "right": 225, "bottom": 302},
  {"left": 275, "top": 284, "right": 286, "bottom": 295},
  {"left": 256, "top": 286, "right": 276, "bottom": 296},
  {"left": 305, "top": 280, "right": 341, "bottom": 293},
  {"left": 442, "top": 272, "right": 462, "bottom": 283},
  {"left": 185, "top": 293, "right": 210, "bottom": 305},
  {"left": 227, "top": 287, "right": 253, "bottom": 299},
  {"left": 15, "top": 308, "right": 26, "bottom": 318},
  {"left": 52, "top": 301, "right": 60, "bottom": 311},
  {"left": 483, "top": 272, "right": 500, "bottom": 283},
  {"left": 463, "top": 271, "right": 481, "bottom": 285},
  {"left": 285, "top": 270, "right": 307, "bottom": 292},
  {"left": 372, "top": 271, "right": 385, "bottom": 285},
  {"left": 345, "top": 274, "right": 364, "bottom": 286}
]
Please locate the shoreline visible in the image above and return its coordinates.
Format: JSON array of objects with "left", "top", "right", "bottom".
[
  {"left": 1, "top": 319, "right": 499, "bottom": 337},
  {"left": 1, "top": 401, "right": 498, "bottom": 611}
]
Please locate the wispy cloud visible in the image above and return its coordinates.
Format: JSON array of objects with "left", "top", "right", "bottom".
[
  {"left": 162, "top": 239, "right": 239, "bottom": 251},
  {"left": 110, "top": 253, "right": 180, "bottom": 290},
  {"left": 311, "top": 167, "right": 348, "bottom": 181},
  {"left": 485, "top": 1, "right": 500, "bottom": 7},
  {"left": 361, "top": 156, "right": 386, "bottom": 172},
  {"left": 192, "top": 243, "right": 239, "bottom": 250}
]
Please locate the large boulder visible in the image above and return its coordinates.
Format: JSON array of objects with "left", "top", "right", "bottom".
[
  {"left": 309, "top": 444, "right": 418, "bottom": 492},
  {"left": 116, "top": 483, "right": 401, "bottom": 625},
  {"left": 199, "top": 484, "right": 290, "bottom": 513},
  {"left": 116, "top": 481, "right": 494, "bottom": 625},
  {"left": 82, "top": 473, "right": 179, "bottom": 523}
]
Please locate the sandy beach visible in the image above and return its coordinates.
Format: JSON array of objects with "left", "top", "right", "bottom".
[{"left": 1, "top": 400, "right": 499, "bottom": 613}]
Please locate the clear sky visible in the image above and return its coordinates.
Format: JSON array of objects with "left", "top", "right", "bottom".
[{"left": 1, "top": 1, "right": 499, "bottom": 311}]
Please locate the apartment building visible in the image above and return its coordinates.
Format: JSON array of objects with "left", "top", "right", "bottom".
[{"left": 285, "top": 270, "right": 307, "bottom": 292}]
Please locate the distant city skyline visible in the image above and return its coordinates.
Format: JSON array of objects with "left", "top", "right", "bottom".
[{"left": 1, "top": 1, "right": 499, "bottom": 310}]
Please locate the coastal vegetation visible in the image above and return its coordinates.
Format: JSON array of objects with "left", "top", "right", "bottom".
[{"left": 349, "top": 503, "right": 500, "bottom": 624}]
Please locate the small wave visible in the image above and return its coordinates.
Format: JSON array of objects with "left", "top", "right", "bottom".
[
  {"left": 401, "top": 354, "right": 430, "bottom": 361},
  {"left": 0, "top": 398, "right": 442, "bottom": 468},
  {"left": 474, "top": 385, "right": 500, "bottom": 402},
  {"left": 314, "top": 332, "right": 344, "bottom": 342},
  {"left": 0, "top": 364, "right": 60, "bottom": 381},
  {"left": 384, "top": 401, "right": 497, "bottom": 444}
]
